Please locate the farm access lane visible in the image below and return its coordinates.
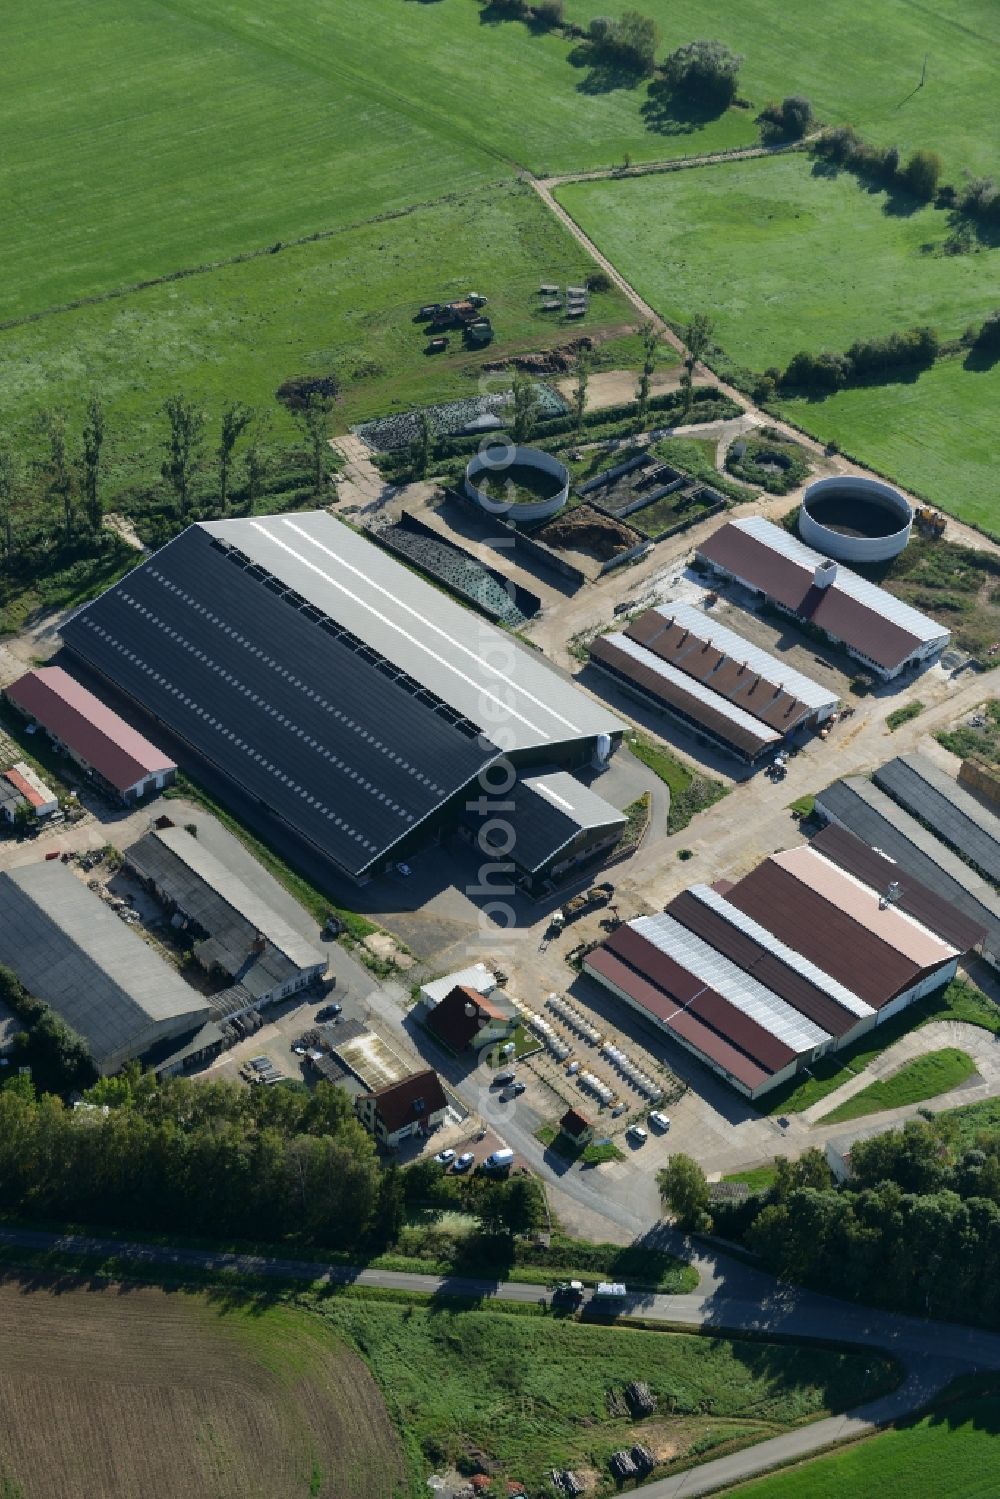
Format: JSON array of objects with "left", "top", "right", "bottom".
[{"left": 1, "top": 1223, "right": 997, "bottom": 1498}]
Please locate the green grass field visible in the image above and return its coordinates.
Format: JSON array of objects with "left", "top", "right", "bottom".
[
  {"left": 777, "top": 357, "right": 1000, "bottom": 532},
  {"left": 318, "top": 1296, "right": 899, "bottom": 1492},
  {"left": 558, "top": 155, "right": 997, "bottom": 367},
  {"left": 6, "top": 0, "right": 996, "bottom": 326},
  {"left": 821, "top": 1048, "right": 977, "bottom": 1123},
  {"left": 558, "top": 155, "right": 999, "bottom": 521},
  {"left": 0, "top": 183, "right": 631, "bottom": 479},
  {"left": 566, "top": 0, "right": 1000, "bottom": 177},
  {"left": 729, "top": 1386, "right": 1000, "bottom": 1499}
]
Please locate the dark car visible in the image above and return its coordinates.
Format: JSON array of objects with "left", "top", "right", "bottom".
[{"left": 316, "top": 1002, "right": 343, "bottom": 1022}]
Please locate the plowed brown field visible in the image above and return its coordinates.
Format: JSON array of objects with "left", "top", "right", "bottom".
[{"left": 0, "top": 1278, "right": 407, "bottom": 1499}]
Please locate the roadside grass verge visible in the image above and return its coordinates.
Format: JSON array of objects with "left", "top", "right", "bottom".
[
  {"left": 315, "top": 1295, "right": 900, "bottom": 1495},
  {"left": 820, "top": 1048, "right": 977, "bottom": 1124},
  {"left": 536, "top": 1123, "right": 625, "bottom": 1166},
  {"left": 761, "top": 978, "right": 999, "bottom": 1116},
  {"left": 722, "top": 1165, "right": 781, "bottom": 1195},
  {"left": 720, "top": 1378, "right": 1000, "bottom": 1499},
  {"left": 625, "top": 734, "right": 728, "bottom": 833}
]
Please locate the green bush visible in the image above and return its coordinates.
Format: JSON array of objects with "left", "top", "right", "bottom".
[
  {"left": 902, "top": 147, "right": 943, "bottom": 201},
  {"left": 886, "top": 699, "right": 925, "bottom": 731},
  {"left": 757, "top": 94, "right": 813, "bottom": 142},
  {"left": 663, "top": 38, "right": 743, "bottom": 106},
  {"left": 588, "top": 10, "right": 660, "bottom": 75}
]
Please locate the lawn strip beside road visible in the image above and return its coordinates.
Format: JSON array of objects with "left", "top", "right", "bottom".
[
  {"left": 762, "top": 980, "right": 1000, "bottom": 1116},
  {"left": 821, "top": 1049, "right": 977, "bottom": 1125}
]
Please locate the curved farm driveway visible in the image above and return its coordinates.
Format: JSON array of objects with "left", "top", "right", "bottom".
[{"left": 2, "top": 1223, "right": 1000, "bottom": 1496}]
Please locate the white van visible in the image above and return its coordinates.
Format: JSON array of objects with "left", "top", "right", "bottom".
[{"left": 483, "top": 1147, "right": 515, "bottom": 1171}]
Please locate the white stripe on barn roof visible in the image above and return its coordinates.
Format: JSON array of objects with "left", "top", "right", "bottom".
[
  {"left": 633, "top": 912, "right": 830, "bottom": 1052},
  {"left": 605, "top": 634, "right": 781, "bottom": 748},
  {"left": 687, "top": 884, "right": 874, "bottom": 1020},
  {"left": 195, "top": 513, "right": 622, "bottom": 754},
  {"left": 651, "top": 601, "right": 838, "bottom": 713},
  {"left": 732, "top": 517, "right": 947, "bottom": 644},
  {"left": 522, "top": 771, "right": 625, "bottom": 832}
]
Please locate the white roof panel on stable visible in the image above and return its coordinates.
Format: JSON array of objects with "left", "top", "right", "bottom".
[
  {"left": 685, "top": 883, "right": 875, "bottom": 1020},
  {"left": 199, "top": 512, "right": 623, "bottom": 754},
  {"left": 648, "top": 600, "right": 838, "bottom": 713},
  {"left": 731, "top": 516, "right": 947, "bottom": 644},
  {"left": 631, "top": 912, "right": 831, "bottom": 1052},
  {"left": 601, "top": 633, "right": 781, "bottom": 750},
  {"left": 520, "top": 770, "right": 625, "bottom": 832}
]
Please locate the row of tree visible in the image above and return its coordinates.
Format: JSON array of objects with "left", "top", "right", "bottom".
[
  {"left": 779, "top": 325, "right": 940, "bottom": 391},
  {"left": 0, "top": 1059, "right": 543, "bottom": 1252},
  {"left": 662, "top": 1114, "right": 1000, "bottom": 1327},
  {"left": 0, "top": 387, "right": 336, "bottom": 570},
  {"left": 814, "top": 127, "right": 943, "bottom": 202},
  {"left": 586, "top": 12, "right": 744, "bottom": 103}
]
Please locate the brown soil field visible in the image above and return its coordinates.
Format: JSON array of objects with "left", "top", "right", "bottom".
[{"left": 0, "top": 1277, "right": 408, "bottom": 1499}]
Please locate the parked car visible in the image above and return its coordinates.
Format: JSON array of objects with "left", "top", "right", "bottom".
[
  {"left": 434, "top": 1149, "right": 457, "bottom": 1167},
  {"left": 502, "top": 1081, "right": 526, "bottom": 1100},
  {"left": 648, "top": 1111, "right": 671, "bottom": 1132},
  {"left": 493, "top": 1070, "right": 517, "bottom": 1088},
  {"left": 316, "top": 1002, "right": 342, "bottom": 1021},
  {"left": 483, "top": 1147, "right": 515, "bottom": 1171},
  {"left": 626, "top": 1124, "right": 647, "bottom": 1143},
  {"left": 553, "top": 1280, "right": 585, "bottom": 1304},
  {"left": 451, "top": 1152, "right": 475, "bottom": 1173}
]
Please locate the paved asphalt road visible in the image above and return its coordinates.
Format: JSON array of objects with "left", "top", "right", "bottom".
[{"left": 3, "top": 1224, "right": 1000, "bottom": 1496}]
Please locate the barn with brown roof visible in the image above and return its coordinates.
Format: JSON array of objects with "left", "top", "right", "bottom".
[
  {"left": 5, "top": 666, "right": 176, "bottom": 803},
  {"left": 696, "top": 517, "right": 949, "bottom": 679},
  {"left": 584, "top": 827, "right": 980, "bottom": 1099}
]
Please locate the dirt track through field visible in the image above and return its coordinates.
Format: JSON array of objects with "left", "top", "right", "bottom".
[{"left": 0, "top": 1278, "right": 406, "bottom": 1499}]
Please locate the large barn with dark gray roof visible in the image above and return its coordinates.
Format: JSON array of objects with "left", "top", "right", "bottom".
[{"left": 63, "top": 512, "right": 624, "bottom": 883}]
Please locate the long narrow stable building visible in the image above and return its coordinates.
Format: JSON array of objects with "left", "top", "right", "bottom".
[
  {"left": 697, "top": 517, "right": 949, "bottom": 679},
  {"left": 873, "top": 753, "right": 1000, "bottom": 886},
  {"left": 63, "top": 512, "right": 623, "bottom": 882},
  {"left": 585, "top": 828, "right": 984, "bottom": 1098},
  {"left": 126, "top": 824, "right": 327, "bottom": 1017},
  {"left": 814, "top": 775, "right": 1000, "bottom": 967},
  {"left": 589, "top": 600, "right": 837, "bottom": 764}
]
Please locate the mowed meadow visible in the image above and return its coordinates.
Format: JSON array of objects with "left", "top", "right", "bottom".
[
  {"left": 1, "top": 0, "right": 997, "bottom": 551},
  {"left": 558, "top": 153, "right": 999, "bottom": 522},
  {"left": 0, "top": 183, "right": 632, "bottom": 483}
]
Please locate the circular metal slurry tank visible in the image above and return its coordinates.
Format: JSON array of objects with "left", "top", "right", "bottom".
[
  {"left": 465, "top": 444, "right": 569, "bottom": 522},
  {"left": 799, "top": 475, "right": 912, "bottom": 563}
]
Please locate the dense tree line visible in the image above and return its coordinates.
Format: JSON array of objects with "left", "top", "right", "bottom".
[
  {"left": 781, "top": 325, "right": 940, "bottom": 391},
  {"left": 813, "top": 127, "right": 942, "bottom": 202},
  {"left": 665, "top": 1121, "right": 1000, "bottom": 1328},
  {"left": 0, "top": 1060, "right": 544, "bottom": 1253},
  {"left": 0, "top": 1069, "right": 386, "bottom": 1248}
]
